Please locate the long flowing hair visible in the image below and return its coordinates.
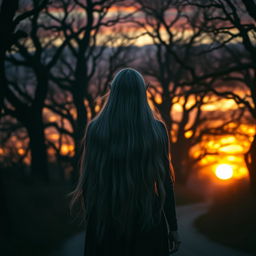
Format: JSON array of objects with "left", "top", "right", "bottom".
[{"left": 69, "top": 67, "right": 175, "bottom": 243}]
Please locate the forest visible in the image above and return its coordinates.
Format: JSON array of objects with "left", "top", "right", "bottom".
[{"left": 0, "top": 0, "right": 255, "bottom": 255}]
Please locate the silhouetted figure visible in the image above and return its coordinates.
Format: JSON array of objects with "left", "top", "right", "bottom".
[{"left": 70, "top": 68, "right": 181, "bottom": 255}]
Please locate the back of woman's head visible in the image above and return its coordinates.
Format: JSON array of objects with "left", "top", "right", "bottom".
[{"left": 70, "top": 67, "right": 174, "bottom": 243}]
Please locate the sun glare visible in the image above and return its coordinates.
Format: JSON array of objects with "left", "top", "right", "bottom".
[{"left": 215, "top": 164, "right": 234, "bottom": 180}]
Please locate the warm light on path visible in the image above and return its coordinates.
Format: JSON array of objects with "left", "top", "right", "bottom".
[{"left": 215, "top": 164, "right": 234, "bottom": 180}]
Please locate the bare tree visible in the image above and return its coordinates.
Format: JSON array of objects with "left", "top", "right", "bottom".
[
  {"left": 183, "top": 0, "right": 256, "bottom": 192},
  {"left": 0, "top": 0, "right": 49, "bottom": 247},
  {"left": 0, "top": 0, "right": 49, "bottom": 112},
  {"left": 45, "top": 0, "right": 136, "bottom": 182},
  {"left": 2, "top": 0, "right": 71, "bottom": 181},
  {"left": 133, "top": 0, "right": 213, "bottom": 183}
]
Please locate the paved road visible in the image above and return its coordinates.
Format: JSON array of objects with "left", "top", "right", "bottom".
[
  {"left": 174, "top": 203, "right": 251, "bottom": 256},
  {"left": 50, "top": 202, "right": 251, "bottom": 256}
]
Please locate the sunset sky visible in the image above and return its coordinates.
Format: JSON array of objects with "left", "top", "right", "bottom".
[{"left": 3, "top": 1, "right": 255, "bottom": 183}]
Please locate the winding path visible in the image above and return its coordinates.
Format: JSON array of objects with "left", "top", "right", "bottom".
[
  {"left": 174, "top": 203, "right": 251, "bottom": 256},
  {"left": 50, "top": 202, "right": 251, "bottom": 256}
]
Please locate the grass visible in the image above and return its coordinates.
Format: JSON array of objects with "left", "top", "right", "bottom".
[
  {"left": 1, "top": 167, "right": 84, "bottom": 256},
  {"left": 194, "top": 179, "right": 256, "bottom": 255}
]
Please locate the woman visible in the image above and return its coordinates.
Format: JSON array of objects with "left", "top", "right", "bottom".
[{"left": 70, "top": 67, "right": 181, "bottom": 256}]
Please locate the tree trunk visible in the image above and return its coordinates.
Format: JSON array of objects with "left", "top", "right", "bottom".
[
  {"left": 158, "top": 94, "right": 172, "bottom": 132},
  {"left": 26, "top": 111, "right": 48, "bottom": 182},
  {"left": 171, "top": 140, "right": 191, "bottom": 185},
  {"left": 244, "top": 133, "right": 256, "bottom": 195},
  {"left": 0, "top": 0, "right": 19, "bottom": 112},
  {"left": 72, "top": 82, "right": 88, "bottom": 183},
  {"left": 171, "top": 146, "right": 185, "bottom": 183}
]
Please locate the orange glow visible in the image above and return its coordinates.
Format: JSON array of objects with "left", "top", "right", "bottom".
[
  {"left": 48, "top": 148, "right": 55, "bottom": 155},
  {"left": 192, "top": 150, "right": 201, "bottom": 158},
  {"left": 60, "top": 144, "right": 74, "bottom": 155},
  {"left": 215, "top": 164, "right": 234, "bottom": 180},
  {"left": 18, "top": 148, "right": 25, "bottom": 155},
  {"left": 0, "top": 148, "right": 4, "bottom": 155},
  {"left": 173, "top": 103, "right": 183, "bottom": 112},
  {"left": 196, "top": 123, "right": 255, "bottom": 181},
  {"left": 172, "top": 96, "right": 239, "bottom": 113},
  {"left": 108, "top": 5, "right": 137, "bottom": 13},
  {"left": 185, "top": 130, "right": 193, "bottom": 138},
  {"left": 29, "top": 4, "right": 246, "bottom": 49},
  {"left": 49, "top": 115, "right": 57, "bottom": 122},
  {"left": 61, "top": 145, "right": 69, "bottom": 155},
  {"left": 235, "top": 166, "right": 248, "bottom": 178},
  {"left": 95, "top": 105, "right": 100, "bottom": 112},
  {"left": 219, "top": 144, "right": 244, "bottom": 154},
  {"left": 219, "top": 136, "right": 236, "bottom": 144},
  {"left": 155, "top": 94, "right": 162, "bottom": 104},
  {"left": 49, "top": 134, "right": 60, "bottom": 140},
  {"left": 202, "top": 99, "right": 237, "bottom": 111},
  {"left": 68, "top": 145, "right": 74, "bottom": 151}
]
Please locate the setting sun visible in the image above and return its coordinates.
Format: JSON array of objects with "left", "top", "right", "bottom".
[{"left": 215, "top": 164, "right": 234, "bottom": 180}]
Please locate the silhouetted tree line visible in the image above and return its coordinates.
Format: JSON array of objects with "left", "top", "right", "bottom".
[{"left": 0, "top": 0, "right": 255, "bottom": 193}]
